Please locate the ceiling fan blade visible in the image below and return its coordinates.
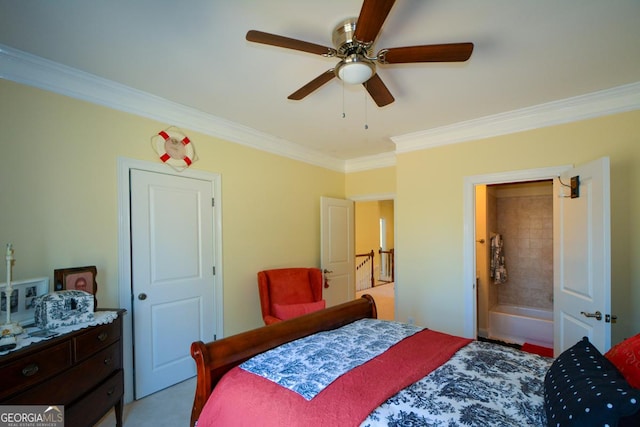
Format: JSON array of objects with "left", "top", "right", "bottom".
[
  {"left": 246, "top": 30, "right": 335, "bottom": 56},
  {"left": 288, "top": 70, "right": 336, "bottom": 100},
  {"left": 353, "top": 0, "right": 396, "bottom": 44},
  {"left": 364, "top": 74, "right": 394, "bottom": 107},
  {"left": 379, "top": 43, "right": 474, "bottom": 64}
]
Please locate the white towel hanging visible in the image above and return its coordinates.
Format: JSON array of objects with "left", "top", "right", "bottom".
[{"left": 490, "top": 233, "right": 508, "bottom": 284}]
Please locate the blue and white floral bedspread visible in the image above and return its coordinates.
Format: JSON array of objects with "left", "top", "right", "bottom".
[
  {"left": 362, "top": 341, "right": 552, "bottom": 426},
  {"left": 240, "top": 318, "right": 423, "bottom": 400}
]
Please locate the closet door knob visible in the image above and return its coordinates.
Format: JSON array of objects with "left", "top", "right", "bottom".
[
  {"left": 580, "top": 311, "right": 602, "bottom": 321},
  {"left": 138, "top": 293, "right": 147, "bottom": 300}
]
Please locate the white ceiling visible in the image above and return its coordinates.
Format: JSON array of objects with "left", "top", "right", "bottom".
[{"left": 1, "top": 0, "right": 639, "bottom": 164}]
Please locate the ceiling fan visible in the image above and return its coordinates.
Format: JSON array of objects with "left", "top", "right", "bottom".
[{"left": 246, "top": 0, "right": 474, "bottom": 107}]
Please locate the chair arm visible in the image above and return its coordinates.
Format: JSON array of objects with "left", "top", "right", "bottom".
[{"left": 263, "top": 315, "right": 282, "bottom": 325}]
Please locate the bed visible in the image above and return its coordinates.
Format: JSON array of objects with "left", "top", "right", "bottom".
[{"left": 190, "top": 295, "right": 640, "bottom": 427}]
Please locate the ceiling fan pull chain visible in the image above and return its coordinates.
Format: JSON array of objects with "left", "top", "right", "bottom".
[
  {"left": 341, "top": 79, "right": 345, "bottom": 118},
  {"left": 364, "top": 83, "right": 369, "bottom": 130}
]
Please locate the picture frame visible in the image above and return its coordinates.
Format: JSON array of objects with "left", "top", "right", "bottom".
[
  {"left": 54, "top": 266, "right": 98, "bottom": 308},
  {"left": 0, "top": 277, "right": 50, "bottom": 326}
]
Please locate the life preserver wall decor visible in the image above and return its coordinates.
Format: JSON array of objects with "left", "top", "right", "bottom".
[{"left": 151, "top": 126, "right": 198, "bottom": 171}]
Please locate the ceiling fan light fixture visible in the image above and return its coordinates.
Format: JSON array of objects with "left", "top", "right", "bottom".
[{"left": 335, "top": 54, "right": 375, "bottom": 85}]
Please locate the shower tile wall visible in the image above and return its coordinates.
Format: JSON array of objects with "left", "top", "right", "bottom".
[{"left": 496, "top": 194, "right": 553, "bottom": 310}]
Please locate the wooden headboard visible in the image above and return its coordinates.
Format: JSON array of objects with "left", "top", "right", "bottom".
[{"left": 189, "top": 294, "right": 377, "bottom": 426}]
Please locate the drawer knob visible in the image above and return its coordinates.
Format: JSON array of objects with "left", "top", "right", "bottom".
[
  {"left": 107, "top": 387, "right": 115, "bottom": 396},
  {"left": 98, "top": 332, "right": 109, "bottom": 342},
  {"left": 104, "top": 357, "right": 112, "bottom": 365},
  {"left": 22, "top": 363, "right": 40, "bottom": 377}
]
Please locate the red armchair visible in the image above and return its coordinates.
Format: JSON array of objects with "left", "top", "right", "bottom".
[{"left": 257, "top": 267, "right": 326, "bottom": 325}]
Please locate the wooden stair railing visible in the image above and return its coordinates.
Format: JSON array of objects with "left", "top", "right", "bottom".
[{"left": 355, "top": 250, "right": 375, "bottom": 291}]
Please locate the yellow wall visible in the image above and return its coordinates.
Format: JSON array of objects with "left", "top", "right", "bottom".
[
  {"left": 346, "top": 166, "right": 395, "bottom": 197},
  {"left": 475, "top": 185, "right": 489, "bottom": 334},
  {"left": 3, "top": 79, "right": 638, "bottom": 346},
  {"left": 379, "top": 200, "right": 394, "bottom": 250},
  {"left": 395, "top": 110, "right": 640, "bottom": 344},
  {"left": 0, "top": 80, "right": 345, "bottom": 335},
  {"left": 355, "top": 202, "right": 381, "bottom": 256},
  {"left": 354, "top": 201, "right": 394, "bottom": 247}
]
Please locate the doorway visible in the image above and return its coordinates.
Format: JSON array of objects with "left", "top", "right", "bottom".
[
  {"left": 117, "top": 158, "right": 223, "bottom": 403},
  {"left": 463, "top": 158, "right": 612, "bottom": 355},
  {"left": 130, "top": 169, "right": 217, "bottom": 398},
  {"left": 462, "top": 165, "right": 568, "bottom": 339},
  {"left": 475, "top": 181, "right": 553, "bottom": 348},
  {"left": 354, "top": 199, "right": 395, "bottom": 320}
]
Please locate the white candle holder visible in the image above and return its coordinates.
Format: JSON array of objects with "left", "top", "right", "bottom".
[{"left": 1, "top": 243, "right": 23, "bottom": 351}]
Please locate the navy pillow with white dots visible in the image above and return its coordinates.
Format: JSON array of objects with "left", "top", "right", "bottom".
[{"left": 544, "top": 337, "right": 640, "bottom": 427}]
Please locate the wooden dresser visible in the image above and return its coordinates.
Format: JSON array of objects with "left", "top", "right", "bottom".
[{"left": 0, "top": 309, "right": 125, "bottom": 427}]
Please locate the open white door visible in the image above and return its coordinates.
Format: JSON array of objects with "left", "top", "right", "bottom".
[
  {"left": 320, "top": 197, "right": 354, "bottom": 307},
  {"left": 554, "top": 157, "right": 611, "bottom": 355},
  {"left": 131, "top": 169, "right": 216, "bottom": 398}
]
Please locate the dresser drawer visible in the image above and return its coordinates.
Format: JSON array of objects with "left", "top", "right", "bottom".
[
  {"left": 0, "top": 341, "right": 73, "bottom": 399},
  {"left": 66, "top": 370, "right": 124, "bottom": 427},
  {"left": 6, "top": 341, "right": 121, "bottom": 405},
  {"left": 74, "top": 320, "right": 120, "bottom": 361},
  {"left": 0, "top": 309, "right": 125, "bottom": 427}
]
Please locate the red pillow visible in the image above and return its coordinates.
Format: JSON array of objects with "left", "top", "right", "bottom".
[
  {"left": 605, "top": 333, "right": 640, "bottom": 388},
  {"left": 272, "top": 300, "right": 326, "bottom": 320}
]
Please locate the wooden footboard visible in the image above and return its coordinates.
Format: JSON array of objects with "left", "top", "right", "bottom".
[{"left": 190, "top": 294, "right": 377, "bottom": 427}]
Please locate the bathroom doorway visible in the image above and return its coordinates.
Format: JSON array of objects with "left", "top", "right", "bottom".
[
  {"left": 475, "top": 180, "right": 554, "bottom": 349},
  {"left": 465, "top": 158, "right": 611, "bottom": 355}
]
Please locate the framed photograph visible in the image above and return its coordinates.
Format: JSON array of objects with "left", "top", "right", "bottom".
[
  {"left": 0, "top": 277, "right": 50, "bottom": 326},
  {"left": 54, "top": 266, "right": 98, "bottom": 307}
]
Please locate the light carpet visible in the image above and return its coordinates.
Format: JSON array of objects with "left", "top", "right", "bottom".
[
  {"left": 356, "top": 282, "right": 395, "bottom": 321},
  {"left": 96, "top": 377, "right": 195, "bottom": 426}
]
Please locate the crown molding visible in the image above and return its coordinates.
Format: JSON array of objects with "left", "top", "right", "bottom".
[
  {"left": 392, "top": 81, "right": 640, "bottom": 153},
  {"left": 3, "top": 44, "right": 638, "bottom": 172},
  {"left": 0, "top": 44, "right": 346, "bottom": 172},
  {"left": 344, "top": 151, "right": 396, "bottom": 173}
]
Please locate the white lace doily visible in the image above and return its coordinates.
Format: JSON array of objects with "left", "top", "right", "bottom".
[{"left": 0, "top": 311, "right": 119, "bottom": 356}]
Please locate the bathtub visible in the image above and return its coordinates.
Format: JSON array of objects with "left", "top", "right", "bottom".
[{"left": 489, "top": 304, "right": 553, "bottom": 348}]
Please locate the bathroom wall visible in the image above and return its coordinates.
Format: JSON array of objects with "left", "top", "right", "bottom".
[
  {"left": 487, "top": 187, "right": 499, "bottom": 310},
  {"left": 476, "top": 185, "right": 500, "bottom": 337},
  {"left": 475, "top": 185, "right": 489, "bottom": 336},
  {"left": 492, "top": 181, "right": 554, "bottom": 310}
]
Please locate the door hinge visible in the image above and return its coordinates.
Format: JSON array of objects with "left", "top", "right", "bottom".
[
  {"left": 212, "top": 197, "right": 215, "bottom": 207},
  {"left": 212, "top": 266, "right": 216, "bottom": 275},
  {"left": 605, "top": 314, "right": 618, "bottom": 323}
]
